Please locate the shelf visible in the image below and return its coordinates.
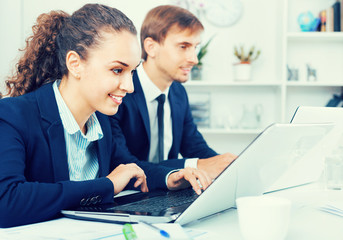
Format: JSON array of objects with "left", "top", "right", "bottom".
[
  {"left": 287, "top": 32, "right": 343, "bottom": 41},
  {"left": 198, "top": 128, "right": 263, "bottom": 135},
  {"left": 286, "top": 82, "right": 343, "bottom": 87},
  {"left": 184, "top": 81, "right": 281, "bottom": 87}
]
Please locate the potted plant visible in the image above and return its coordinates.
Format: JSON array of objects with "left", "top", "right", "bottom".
[
  {"left": 233, "top": 45, "right": 261, "bottom": 81},
  {"left": 191, "top": 37, "right": 213, "bottom": 80}
]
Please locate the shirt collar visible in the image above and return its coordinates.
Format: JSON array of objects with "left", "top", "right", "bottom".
[
  {"left": 53, "top": 80, "right": 103, "bottom": 141},
  {"left": 137, "top": 64, "right": 170, "bottom": 103}
]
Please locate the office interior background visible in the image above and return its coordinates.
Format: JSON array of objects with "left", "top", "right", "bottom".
[{"left": 1, "top": 0, "right": 342, "bottom": 155}]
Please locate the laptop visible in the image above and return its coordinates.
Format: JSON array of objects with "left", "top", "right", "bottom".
[
  {"left": 266, "top": 106, "right": 343, "bottom": 192},
  {"left": 62, "top": 123, "right": 333, "bottom": 225},
  {"left": 291, "top": 106, "right": 343, "bottom": 150}
]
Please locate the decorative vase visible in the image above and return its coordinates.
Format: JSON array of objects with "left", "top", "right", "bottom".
[
  {"left": 233, "top": 62, "right": 251, "bottom": 81},
  {"left": 191, "top": 65, "right": 202, "bottom": 80}
]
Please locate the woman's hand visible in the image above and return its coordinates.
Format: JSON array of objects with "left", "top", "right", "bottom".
[
  {"left": 106, "top": 163, "right": 148, "bottom": 195},
  {"left": 167, "top": 167, "right": 212, "bottom": 195}
]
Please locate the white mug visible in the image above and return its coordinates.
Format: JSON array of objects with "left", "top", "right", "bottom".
[{"left": 236, "top": 195, "right": 291, "bottom": 240}]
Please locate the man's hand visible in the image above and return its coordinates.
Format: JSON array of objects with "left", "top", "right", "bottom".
[
  {"left": 167, "top": 167, "right": 212, "bottom": 195},
  {"left": 106, "top": 163, "right": 149, "bottom": 195},
  {"left": 198, "top": 152, "right": 237, "bottom": 179}
]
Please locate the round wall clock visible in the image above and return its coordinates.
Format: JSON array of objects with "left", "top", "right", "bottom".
[{"left": 205, "top": 0, "right": 243, "bottom": 27}]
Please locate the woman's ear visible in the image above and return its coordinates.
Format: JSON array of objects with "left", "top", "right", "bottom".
[
  {"left": 143, "top": 37, "right": 158, "bottom": 59},
  {"left": 66, "top": 51, "right": 81, "bottom": 79}
]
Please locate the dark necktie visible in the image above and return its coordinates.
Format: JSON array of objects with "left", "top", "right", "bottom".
[{"left": 156, "top": 94, "right": 166, "bottom": 163}]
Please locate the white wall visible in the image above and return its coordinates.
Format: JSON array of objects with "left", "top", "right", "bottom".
[
  {"left": 200, "top": 0, "right": 283, "bottom": 83},
  {"left": 0, "top": 0, "right": 22, "bottom": 95},
  {"left": 0, "top": 0, "right": 283, "bottom": 94},
  {"left": 0, "top": 0, "right": 169, "bottom": 95}
]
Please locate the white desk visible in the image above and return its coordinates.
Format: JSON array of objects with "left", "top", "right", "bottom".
[
  {"left": 1, "top": 183, "right": 343, "bottom": 240},
  {"left": 185, "top": 183, "right": 343, "bottom": 240}
]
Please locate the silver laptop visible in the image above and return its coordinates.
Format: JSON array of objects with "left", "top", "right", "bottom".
[
  {"left": 62, "top": 123, "right": 333, "bottom": 225},
  {"left": 266, "top": 106, "right": 343, "bottom": 192},
  {"left": 291, "top": 106, "right": 343, "bottom": 148},
  {"left": 291, "top": 106, "right": 343, "bottom": 152}
]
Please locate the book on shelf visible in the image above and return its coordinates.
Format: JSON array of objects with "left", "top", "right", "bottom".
[
  {"left": 327, "top": 6, "right": 334, "bottom": 32},
  {"left": 333, "top": 0, "right": 341, "bottom": 31},
  {"left": 320, "top": 9, "right": 327, "bottom": 32}
]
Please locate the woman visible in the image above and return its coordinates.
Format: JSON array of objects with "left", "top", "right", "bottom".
[{"left": 0, "top": 4, "right": 211, "bottom": 228}]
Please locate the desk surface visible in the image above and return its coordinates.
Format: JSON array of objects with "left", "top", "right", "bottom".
[
  {"left": 1, "top": 183, "right": 343, "bottom": 240},
  {"left": 185, "top": 182, "right": 343, "bottom": 240}
]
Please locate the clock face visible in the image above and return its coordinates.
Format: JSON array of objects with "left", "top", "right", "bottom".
[{"left": 205, "top": 0, "right": 243, "bottom": 27}]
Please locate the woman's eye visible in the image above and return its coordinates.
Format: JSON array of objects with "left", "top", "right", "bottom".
[{"left": 112, "top": 68, "right": 123, "bottom": 74}]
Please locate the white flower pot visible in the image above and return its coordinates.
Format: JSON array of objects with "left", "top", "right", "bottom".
[{"left": 233, "top": 63, "right": 252, "bottom": 81}]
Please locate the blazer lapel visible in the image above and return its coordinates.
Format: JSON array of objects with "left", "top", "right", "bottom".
[
  {"left": 47, "top": 122, "right": 70, "bottom": 181},
  {"left": 95, "top": 113, "right": 110, "bottom": 177},
  {"left": 35, "top": 83, "right": 69, "bottom": 182},
  {"left": 133, "top": 72, "right": 151, "bottom": 141}
]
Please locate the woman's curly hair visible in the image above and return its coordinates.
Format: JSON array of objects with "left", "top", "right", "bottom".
[
  {"left": 6, "top": 11, "right": 68, "bottom": 97},
  {"left": 5, "top": 4, "right": 137, "bottom": 97}
]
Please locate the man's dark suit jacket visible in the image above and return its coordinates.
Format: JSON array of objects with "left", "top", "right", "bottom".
[
  {"left": 0, "top": 83, "right": 172, "bottom": 228},
  {"left": 112, "top": 71, "right": 217, "bottom": 169}
]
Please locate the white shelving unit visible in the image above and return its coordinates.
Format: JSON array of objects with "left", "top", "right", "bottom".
[
  {"left": 283, "top": 0, "right": 343, "bottom": 121},
  {"left": 184, "top": 82, "right": 281, "bottom": 131},
  {"left": 184, "top": 81, "right": 281, "bottom": 154},
  {"left": 183, "top": 0, "right": 343, "bottom": 154},
  {"left": 287, "top": 32, "right": 343, "bottom": 39},
  {"left": 184, "top": 81, "right": 281, "bottom": 87}
]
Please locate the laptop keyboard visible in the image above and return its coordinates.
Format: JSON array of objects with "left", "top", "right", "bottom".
[{"left": 108, "top": 188, "right": 198, "bottom": 213}]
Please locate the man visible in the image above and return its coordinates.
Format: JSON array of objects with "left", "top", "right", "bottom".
[{"left": 112, "top": 5, "right": 236, "bottom": 179}]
